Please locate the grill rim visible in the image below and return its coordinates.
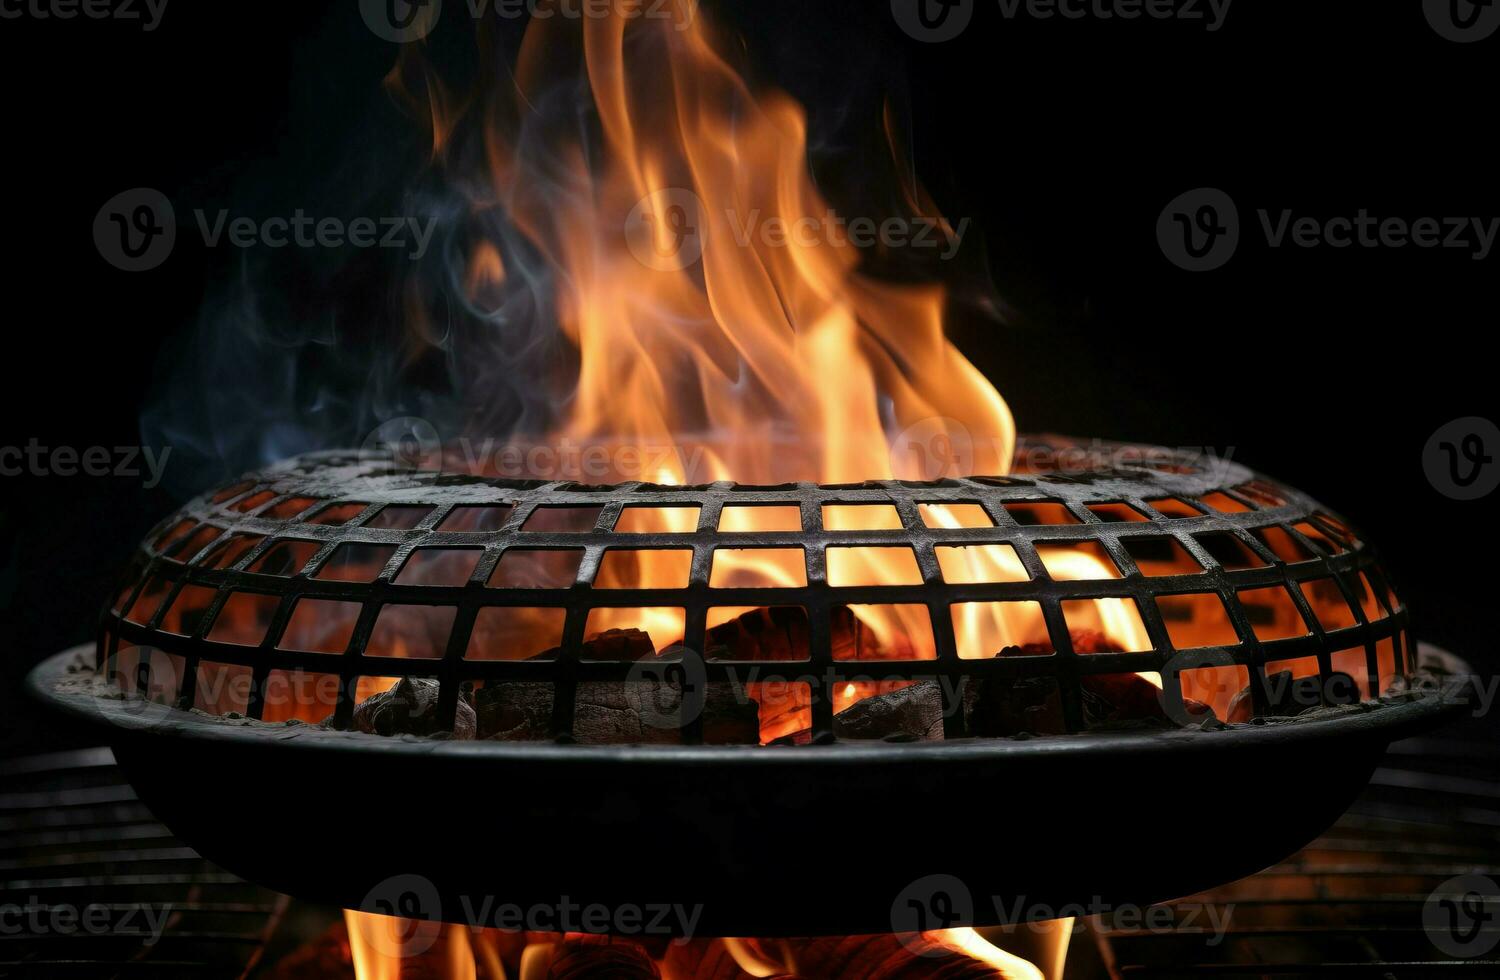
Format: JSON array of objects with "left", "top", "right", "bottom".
[
  {"left": 24, "top": 646, "right": 1475, "bottom": 937},
  {"left": 97, "top": 444, "right": 1414, "bottom": 742},
  {"left": 29, "top": 645, "right": 1472, "bottom": 765}
]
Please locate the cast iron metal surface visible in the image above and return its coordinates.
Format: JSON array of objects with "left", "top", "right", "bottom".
[
  {"left": 99, "top": 445, "right": 1410, "bottom": 740},
  {"left": 4, "top": 718, "right": 1492, "bottom": 975},
  {"left": 26, "top": 443, "right": 1450, "bottom": 934},
  {"left": 28, "top": 646, "right": 1470, "bottom": 937}
]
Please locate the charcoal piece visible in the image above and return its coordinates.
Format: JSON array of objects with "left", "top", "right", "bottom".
[
  {"left": 760, "top": 933, "right": 1022, "bottom": 978},
  {"left": 832, "top": 682, "right": 944, "bottom": 741},
  {"left": 351, "top": 677, "right": 476, "bottom": 738},
  {"left": 573, "top": 680, "right": 759, "bottom": 745},
  {"left": 476, "top": 678, "right": 759, "bottom": 745},
  {"left": 1229, "top": 669, "right": 1343, "bottom": 723},
  {"left": 475, "top": 682, "right": 554, "bottom": 741},
  {"left": 580, "top": 628, "right": 657, "bottom": 661},
  {"left": 1227, "top": 685, "right": 1255, "bottom": 724},
  {"left": 573, "top": 681, "right": 684, "bottom": 745},
  {"left": 1266, "top": 669, "right": 1339, "bottom": 715},
  {"left": 706, "top": 606, "right": 808, "bottom": 661},
  {"left": 548, "top": 939, "right": 660, "bottom": 979},
  {"left": 965, "top": 675, "right": 1066, "bottom": 737},
  {"left": 702, "top": 684, "right": 764, "bottom": 744},
  {"left": 1080, "top": 673, "right": 1212, "bottom": 728},
  {"left": 705, "top": 605, "right": 896, "bottom": 662}
]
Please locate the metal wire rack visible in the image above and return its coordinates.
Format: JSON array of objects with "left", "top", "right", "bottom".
[{"left": 99, "top": 445, "right": 1411, "bottom": 744}]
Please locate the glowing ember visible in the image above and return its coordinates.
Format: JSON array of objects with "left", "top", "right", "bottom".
[
  {"left": 343, "top": 0, "right": 1145, "bottom": 974},
  {"left": 340, "top": 916, "right": 1072, "bottom": 980}
]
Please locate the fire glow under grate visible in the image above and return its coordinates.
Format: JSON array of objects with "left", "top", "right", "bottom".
[{"left": 102, "top": 444, "right": 1411, "bottom": 745}]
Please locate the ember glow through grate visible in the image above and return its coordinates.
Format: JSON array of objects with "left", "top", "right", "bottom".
[{"left": 101, "top": 444, "right": 1411, "bottom": 746}]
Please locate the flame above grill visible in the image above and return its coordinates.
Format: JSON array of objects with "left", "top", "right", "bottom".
[
  {"left": 368, "top": 1, "right": 1055, "bottom": 974},
  {"left": 389, "top": 0, "right": 1014, "bottom": 488}
]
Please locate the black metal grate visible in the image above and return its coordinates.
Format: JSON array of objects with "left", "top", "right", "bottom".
[
  {"left": 0, "top": 748, "right": 285, "bottom": 978},
  {"left": 99, "top": 446, "right": 1412, "bottom": 743}
]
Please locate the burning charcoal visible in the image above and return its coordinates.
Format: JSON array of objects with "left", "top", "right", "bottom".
[
  {"left": 662, "top": 939, "right": 807, "bottom": 979},
  {"left": 705, "top": 606, "right": 809, "bottom": 661},
  {"left": 580, "top": 628, "right": 657, "bottom": 661},
  {"left": 1227, "top": 685, "right": 1255, "bottom": 723},
  {"left": 476, "top": 678, "right": 758, "bottom": 745},
  {"left": 1080, "top": 673, "right": 1211, "bottom": 728},
  {"left": 572, "top": 680, "right": 759, "bottom": 745},
  {"left": 548, "top": 938, "right": 660, "bottom": 979},
  {"left": 661, "top": 940, "right": 757, "bottom": 980},
  {"left": 833, "top": 681, "right": 945, "bottom": 741},
  {"left": 969, "top": 631, "right": 1211, "bottom": 732},
  {"left": 966, "top": 675, "right": 1066, "bottom": 737},
  {"left": 832, "top": 606, "right": 890, "bottom": 659},
  {"left": 468, "top": 928, "right": 533, "bottom": 980},
  {"left": 704, "top": 606, "right": 897, "bottom": 666},
  {"left": 701, "top": 685, "right": 763, "bottom": 744},
  {"left": 573, "top": 681, "right": 688, "bottom": 745},
  {"left": 1228, "top": 669, "right": 1347, "bottom": 723},
  {"left": 475, "top": 682, "right": 555, "bottom": 741},
  {"left": 351, "top": 677, "right": 476, "bottom": 739},
  {"left": 758, "top": 934, "right": 1022, "bottom": 978}
]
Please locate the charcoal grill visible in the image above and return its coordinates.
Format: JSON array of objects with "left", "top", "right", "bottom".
[{"left": 28, "top": 442, "right": 1471, "bottom": 937}]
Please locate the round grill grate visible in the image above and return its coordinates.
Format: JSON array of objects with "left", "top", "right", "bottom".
[{"left": 101, "top": 443, "right": 1411, "bottom": 744}]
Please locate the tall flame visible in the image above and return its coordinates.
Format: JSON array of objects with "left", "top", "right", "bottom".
[
  {"left": 350, "top": 4, "right": 1143, "bottom": 977},
  {"left": 393, "top": 0, "right": 1013, "bottom": 486}
]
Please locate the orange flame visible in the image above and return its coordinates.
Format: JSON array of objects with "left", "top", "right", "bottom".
[
  {"left": 391, "top": 0, "right": 1013, "bottom": 487},
  {"left": 351, "top": 4, "right": 1148, "bottom": 976}
]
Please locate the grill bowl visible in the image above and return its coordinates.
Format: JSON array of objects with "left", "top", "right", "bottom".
[
  {"left": 30, "top": 646, "right": 1469, "bottom": 936},
  {"left": 27, "top": 442, "right": 1473, "bottom": 934}
]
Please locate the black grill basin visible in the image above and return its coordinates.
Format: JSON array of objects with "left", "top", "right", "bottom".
[
  {"left": 26, "top": 444, "right": 1471, "bottom": 935},
  {"left": 30, "top": 645, "right": 1468, "bottom": 937}
]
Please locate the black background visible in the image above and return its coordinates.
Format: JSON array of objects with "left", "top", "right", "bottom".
[{"left": 0, "top": 0, "right": 1493, "bottom": 756}]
